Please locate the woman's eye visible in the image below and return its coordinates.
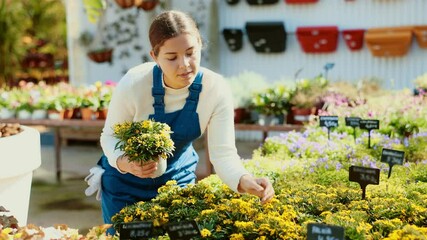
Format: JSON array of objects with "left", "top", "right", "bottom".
[
  {"left": 167, "top": 57, "right": 177, "bottom": 61},
  {"left": 186, "top": 52, "right": 194, "bottom": 57}
]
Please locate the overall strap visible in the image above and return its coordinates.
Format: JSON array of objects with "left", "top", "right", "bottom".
[
  {"left": 152, "top": 65, "right": 165, "bottom": 116},
  {"left": 185, "top": 71, "right": 203, "bottom": 112}
]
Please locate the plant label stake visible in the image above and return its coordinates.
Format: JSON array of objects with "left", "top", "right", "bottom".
[
  {"left": 345, "top": 117, "right": 361, "bottom": 142},
  {"left": 349, "top": 166, "right": 380, "bottom": 200},
  {"left": 307, "top": 223, "right": 345, "bottom": 240},
  {"left": 120, "top": 221, "right": 153, "bottom": 240},
  {"left": 381, "top": 148, "right": 404, "bottom": 178},
  {"left": 359, "top": 119, "right": 379, "bottom": 148},
  {"left": 165, "top": 220, "right": 200, "bottom": 240},
  {"left": 319, "top": 116, "right": 338, "bottom": 140}
]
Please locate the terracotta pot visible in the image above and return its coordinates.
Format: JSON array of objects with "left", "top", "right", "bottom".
[
  {"left": 135, "top": 0, "right": 158, "bottom": 11},
  {"left": 291, "top": 107, "right": 315, "bottom": 125},
  {"left": 234, "top": 108, "right": 249, "bottom": 123},
  {"left": 80, "top": 108, "right": 96, "bottom": 120},
  {"left": 413, "top": 25, "right": 427, "bottom": 48},
  {"left": 114, "top": 0, "right": 135, "bottom": 8},
  {"left": 87, "top": 49, "right": 113, "bottom": 63},
  {"left": 47, "top": 110, "right": 65, "bottom": 120},
  {"left": 365, "top": 27, "right": 413, "bottom": 57},
  {"left": 97, "top": 109, "right": 108, "bottom": 120}
]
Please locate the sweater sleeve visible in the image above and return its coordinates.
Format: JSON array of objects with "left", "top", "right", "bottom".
[
  {"left": 206, "top": 78, "right": 251, "bottom": 192},
  {"left": 100, "top": 72, "right": 136, "bottom": 169}
]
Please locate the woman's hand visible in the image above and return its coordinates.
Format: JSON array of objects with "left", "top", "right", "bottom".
[
  {"left": 237, "top": 174, "right": 275, "bottom": 204},
  {"left": 116, "top": 155, "right": 158, "bottom": 178}
]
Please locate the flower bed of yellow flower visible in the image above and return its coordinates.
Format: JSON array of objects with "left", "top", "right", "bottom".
[
  {"left": 112, "top": 119, "right": 175, "bottom": 164},
  {"left": 111, "top": 165, "right": 427, "bottom": 239}
]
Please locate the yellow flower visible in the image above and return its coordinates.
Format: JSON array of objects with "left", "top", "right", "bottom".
[
  {"left": 200, "top": 228, "right": 212, "bottom": 237},
  {"left": 230, "top": 233, "right": 245, "bottom": 240}
]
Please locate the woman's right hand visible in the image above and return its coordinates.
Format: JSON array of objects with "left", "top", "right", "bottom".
[{"left": 116, "top": 155, "right": 158, "bottom": 178}]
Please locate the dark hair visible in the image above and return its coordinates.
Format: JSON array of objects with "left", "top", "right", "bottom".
[{"left": 149, "top": 10, "right": 201, "bottom": 56}]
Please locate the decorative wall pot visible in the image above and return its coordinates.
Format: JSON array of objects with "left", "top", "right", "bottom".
[
  {"left": 245, "top": 22, "right": 286, "bottom": 53},
  {"left": 246, "top": 0, "right": 279, "bottom": 5},
  {"left": 413, "top": 25, "right": 427, "bottom": 48},
  {"left": 285, "top": 0, "right": 318, "bottom": 3},
  {"left": 365, "top": 27, "right": 413, "bottom": 57},
  {"left": 114, "top": 0, "right": 135, "bottom": 8},
  {"left": 87, "top": 48, "right": 113, "bottom": 63},
  {"left": 223, "top": 29, "right": 243, "bottom": 52},
  {"left": 135, "top": 0, "right": 158, "bottom": 11},
  {"left": 226, "top": 0, "right": 240, "bottom": 5},
  {"left": 296, "top": 26, "right": 339, "bottom": 53},
  {"left": 342, "top": 29, "right": 365, "bottom": 51}
]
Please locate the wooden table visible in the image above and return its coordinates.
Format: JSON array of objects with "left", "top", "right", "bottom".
[{"left": 1, "top": 119, "right": 303, "bottom": 181}]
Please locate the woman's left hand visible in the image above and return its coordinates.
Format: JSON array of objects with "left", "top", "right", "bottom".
[{"left": 237, "top": 174, "right": 275, "bottom": 204}]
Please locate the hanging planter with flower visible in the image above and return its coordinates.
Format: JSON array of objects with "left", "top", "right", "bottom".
[{"left": 296, "top": 26, "right": 339, "bottom": 53}]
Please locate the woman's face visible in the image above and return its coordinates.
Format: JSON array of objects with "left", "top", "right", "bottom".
[{"left": 151, "top": 33, "right": 201, "bottom": 89}]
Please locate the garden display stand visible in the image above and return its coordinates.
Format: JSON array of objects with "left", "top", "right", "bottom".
[{"left": 0, "top": 125, "right": 41, "bottom": 226}]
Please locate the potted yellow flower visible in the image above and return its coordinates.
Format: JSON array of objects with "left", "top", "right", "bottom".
[{"left": 112, "top": 119, "right": 175, "bottom": 178}]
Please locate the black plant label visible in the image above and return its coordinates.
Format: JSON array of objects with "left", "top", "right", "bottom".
[
  {"left": 165, "top": 220, "right": 200, "bottom": 240},
  {"left": 319, "top": 116, "right": 339, "bottom": 128},
  {"left": 345, "top": 117, "right": 361, "bottom": 127},
  {"left": 307, "top": 223, "right": 345, "bottom": 240},
  {"left": 120, "top": 221, "right": 153, "bottom": 240}
]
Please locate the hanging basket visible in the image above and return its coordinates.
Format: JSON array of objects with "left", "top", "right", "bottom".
[
  {"left": 413, "top": 25, "right": 427, "bottom": 49},
  {"left": 222, "top": 29, "right": 243, "bottom": 52},
  {"left": 285, "top": 0, "right": 318, "bottom": 4},
  {"left": 114, "top": 0, "right": 135, "bottom": 8},
  {"left": 87, "top": 48, "right": 113, "bottom": 63},
  {"left": 342, "top": 29, "right": 365, "bottom": 51},
  {"left": 365, "top": 26, "right": 413, "bottom": 57},
  {"left": 135, "top": 0, "right": 159, "bottom": 11},
  {"left": 245, "top": 21, "right": 287, "bottom": 53},
  {"left": 296, "top": 26, "right": 339, "bottom": 53}
]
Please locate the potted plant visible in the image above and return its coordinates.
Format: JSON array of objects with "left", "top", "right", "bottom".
[
  {"left": 413, "top": 72, "right": 427, "bottom": 96},
  {"left": 82, "top": 0, "right": 114, "bottom": 64},
  {"left": 250, "top": 85, "right": 292, "bottom": 125},
  {"left": 289, "top": 76, "right": 328, "bottom": 124},
  {"left": 227, "top": 71, "right": 270, "bottom": 123}
]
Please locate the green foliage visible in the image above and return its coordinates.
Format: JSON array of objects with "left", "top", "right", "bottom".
[{"left": 251, "top": 85, "right": 292, "bottom": 116}]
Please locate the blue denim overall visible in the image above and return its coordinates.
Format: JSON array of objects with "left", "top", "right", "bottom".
[{"left": 99, "top": 65, "right": 203, "bottom": 233}]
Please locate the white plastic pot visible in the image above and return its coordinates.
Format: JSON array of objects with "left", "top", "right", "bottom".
[{"left": 0, "top": 126, "right": 41, "bottom": 226}]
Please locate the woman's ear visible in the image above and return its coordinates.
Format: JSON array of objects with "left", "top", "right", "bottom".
[{"left": 150, "top": 50, "right": 157, "bottom": 63}]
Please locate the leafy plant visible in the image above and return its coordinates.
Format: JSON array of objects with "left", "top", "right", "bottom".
[
  {"left": 113, "top": 119, "right": 175, "bottom": 164},
  {"left": 251, "top": 85, "right": 292, "bottom": 116},
  {"left": 290, "top": 76, "right": 328, "bottom": 109}
]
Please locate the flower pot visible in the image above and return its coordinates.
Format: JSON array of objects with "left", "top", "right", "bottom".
[
  {"left": 258, "top": 114, "right": 279, "bottom": 126},
  {"left": 365, "top": 27, "right": 413, "bottom": 57},
  {"left": 97, "top": 109, "right": 108, "bottom": 120},
  {"left": 413, "top": 25, "right": 427, "bottom": 48},
  {"left": 87, "top": 49, "right": 113, "bottom": 63},
  {"left": 80, "top": 108, "right": 97, "bottom": 120},
  {"left": 32, "top": 109, "right": 48, "bottom": 120},
  {"left": 135, "top": 0, "right": 158, "bottom": 11},
  {"left": 291, "top": 107, "right": 315, "bottom": 125},
  {"left": 245, "top": 22, "right": 287, "bottom": 53},
  {"left": 296, "top": 26, "right": 339, "bottom": 53},
  {"left": 0, "top": 126, "right": 41, "bottom": 226},
  {"left": 47, "top": 110, "right": 64, "bottom": 120},
  {"left": 150, "top": 156, "right": 167, "bottom": 178},
  {"left": 342, "top": 29, "right": 365, "bottom": 51},
  {"left": 16, "top": 110, "right": 32, "bottom": 120},
  {"left": 114, "top": 0, "right": 135, "bottom": 8},
  {"left": 223, "top": 28, "right": 244, "bottom": 52},
  {"left": 234, "top": 108, "right": 249, "bottom": 123},
  {"left": 285, "top": 0, "right": 318, "bottom": 3},
  {"left": 0, "top": 109, "right": 15, "bottom": 119}
]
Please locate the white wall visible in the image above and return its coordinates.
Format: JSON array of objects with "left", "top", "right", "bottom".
[{"left": 218, "top": 0, "right": 427, "bottom": 90}]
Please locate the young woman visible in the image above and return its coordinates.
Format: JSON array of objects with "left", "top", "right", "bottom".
[{"left": 97, "top": 10, "right": 274, "bottom": 233}]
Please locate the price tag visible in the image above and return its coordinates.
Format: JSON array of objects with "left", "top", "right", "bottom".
[
  {"left": 165, "top": 220, "right": 200, "bottom": 240},
  {"left": 120, "top": 221, "right": 153, "bottom": 240},
  {"left": 349, "top": 166, "right": 380, "bottom": 200},
  {"left": 345, "top": 117, "right": 361, "bottom": 127},
  {"left": 359, "top": 119, "right": 379, "bottom": 130},
  {"left": 319, "top": 116, "right": 339, "bottom": 128},
  {"left": 381, "top": 148, "right": 404, "bottom": 178},
  {"left": 307, "top": 223, "right": 345, "bottom": 240}
]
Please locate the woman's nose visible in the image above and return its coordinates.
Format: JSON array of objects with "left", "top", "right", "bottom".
[{"left": 179, "top": 56, "right": 190, "bottom": 68}]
